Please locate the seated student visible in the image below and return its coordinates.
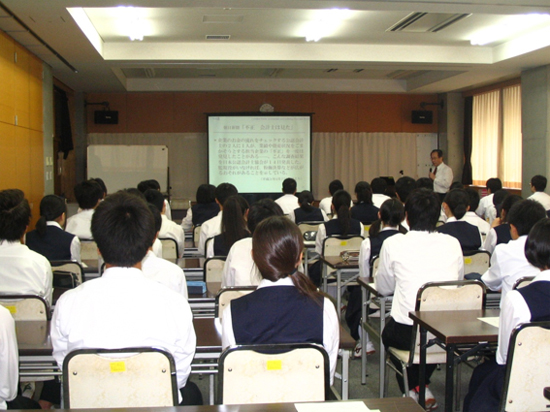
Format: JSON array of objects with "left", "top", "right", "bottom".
[
  {"left": 206, "top": 195, "right": 249, "bottom": 258},
  {"left": 437, "top": 189, "right": 483, "bottom": 251},
  {"left": 142, "top": 204, "right": 188, "bottom": 299},
  {"left": 221, "top": 199, "right": 283, "bottom": 287},
  {"left": 415, "top": 177, "right": 433, "bottom": 191},
  {"left": 482, "top": 194, "right": 522, "bottom": 254},
  {"left": 138, "top": 179, "right": 172, "bottom": 221},
  {"left": 221, "top": 216, "right": 340, "bottom": 385},
  {"left": 90, "top": 177, "right": 108, "bottom": 200},
  {"left": 482, "top": 199, "right": 546, "bottom": 304},
  {"left": 527, "top": 174, "right": 550, "bottom": 210},
  {"left": 475, "top": 177, "right": 502, "bottom": 223},
  {"left": 351, "top": 181, "right": 379, "bottom": 224},
  {"left": 371, "top": 178, "right": 391, "bottom": 208},
  {"left": 319, "top": 179, "right": 344, "bottom": 216},
  {"left": 65, "top": 180, "right": 103, "bottom": 239},
  {"left": 0, "top": 189, "right": 53, "bottom": 305},
  {"left": 51, "top": 192, "right": 201, "bottom": 405},
  {"left": 198, "top": 183, "right": 238, "bottom": 256},
  {"left": 488, "top": 188, "right": 510, "bottom": 224},
  {"left": 180, "top": 184, "right": 219, "bottom": 232},
  {"left": 288, "top": 190, "right": 328, "bottom": 224},
  {"left": 26, "top": 195, "right": 81, "bottom": 262},
  {"left": 394, "top": 176, "right": 417, "bottom": 231},
  {"left": 464, "top": 218, "right": 550, "bottom": 412},
  {"left": 376, "top": 189, "right": 464, "bottom": 409},
  {"left": 274, "top": 178, "right": 300, "bottom": 215},
  {"left": 145, "top": 189, "right": 185, "bottom": 258},
  {"left": 463, "top": 188, "right": 491, "bottom": 238}
]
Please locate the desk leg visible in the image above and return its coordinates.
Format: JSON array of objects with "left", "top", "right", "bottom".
[
  {"left": 209, "top": 374, "right": 214, "bottom": 405},
  {"left": 361, "top": 286, "right": 367, "bottom": 385},
  {"left": 341, "top": 349, "right": 349, "bottom": 400},
  {"left": 378, "top": 297, "right": 387, "bottom": 398},
  {"left": 322, "top": 262, "right": 328, "bottom": 293},
  {"left": 445, "top": 344, "right": 456, "bottom": 412},
  {"left": 336, "top": 269, "right": 342, "bottom": 320},
  {"left": 418, "top": 326, "right": 427, "bottom": 408}
]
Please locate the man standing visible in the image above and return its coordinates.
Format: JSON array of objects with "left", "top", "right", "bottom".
[{"left": 429, "top": 149, "right": 453, "bottom": 201}]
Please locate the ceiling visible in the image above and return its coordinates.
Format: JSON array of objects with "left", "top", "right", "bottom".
[{"left": 2, "top": 0, "right": 550, "bottom": 94}]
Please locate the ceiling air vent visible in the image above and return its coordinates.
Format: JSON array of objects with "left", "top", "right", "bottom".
[
  {"left": 205, "top": 35, "right": 231, "bottom": 40},
  {"left": 387, "top": 12, "right": 471, "bottom": 33},
  {"left": 325, "top": 68, "right": 338, "bottom": 73}
]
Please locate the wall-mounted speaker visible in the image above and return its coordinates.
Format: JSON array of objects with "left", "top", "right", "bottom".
[
  {"left": 411, "top": 110, "right": 433, "bottom": 124},
  {"left": 94, "top": 110, "right": 119, "bottom": 124}
]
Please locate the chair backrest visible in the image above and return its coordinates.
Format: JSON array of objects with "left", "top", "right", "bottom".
[
  {"left": 63, "top": 347, "right": 178, "bottom": 408},
  {"left": 0, "top": 294, "right": 50, "bottom": 320},
  {"left": 80, "top": 239, "right": 99, "bottom": 261},
  {"left": 204, "top": 257, "right": 226, "bottom": 283},
  {"left": 204, "top": 237, "right": 215, "bottom": 257},
  {"left": 193, "top": 225, "right": 201, "bottom": 248},
  {"left": 322, "top": 235, "right": 364, "bottom": 257},
  {"left": 363, "top": 224, "right": 371, "bottom": 236},
  {"left": 218, "top": 343, "right": 329, "bottom": 405},
  {"left": 50, "top": 260, "right": 84, "bottom": 286},
  {"left": 159, "top": 238, "right": 178, "bottom": 260},
  {"left": 371, "top": 255, "right": 380, "bottom": 277},
  {"left": 297, "top": 222, "right": 322, "bottom": 244},
  {"left": 463, "top": 250, "right": 491, "bottom": 275},
  {"left": 215, "top": 286, "right": 257, "bottom": 320},
  {"left": 500, "top": 322, "right": 550, "bottom": 412},
  {"left": 512, "top": 276, "right": 536, "bottom": 290}
]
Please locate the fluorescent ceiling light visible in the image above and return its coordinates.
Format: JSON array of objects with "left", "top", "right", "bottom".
[
  {"left": 304, "top": 8, "right": 352, "bottom": 42},
  {"left": 118, "top": 6, "right": 146, "bottom": 41},
  {"left": 470, "top": 13, "right": 550, "bottom": 46}
]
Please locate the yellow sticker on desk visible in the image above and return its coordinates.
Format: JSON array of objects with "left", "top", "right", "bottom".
[
  {"left": 5, "top": 306, "right": 16, "bottom": 314},
  {"left": 266, "top": 360, "right": 282, "bottom": 370},
  {"left": 340, "top": 241, "right": 348, "bottom": 246},
  {"left": 110, "top": 361, "right": 126, "bottom": 373},
  {"left": 464, "top": 258, "right": 472, "bottom": 265}
]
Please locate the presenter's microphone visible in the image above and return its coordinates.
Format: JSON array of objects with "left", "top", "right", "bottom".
[{"left": 429, "top": 167, "right": 432, "bottom": 173}]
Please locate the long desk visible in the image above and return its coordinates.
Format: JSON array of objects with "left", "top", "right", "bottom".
[{"left": 409, "top": 309, "right": 499, "bottom": 411}]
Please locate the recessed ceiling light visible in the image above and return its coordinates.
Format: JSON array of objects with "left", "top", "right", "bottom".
[
  {"left": 470, "top": 13, "right": 550, "bottom": 46},
  {"left": 304, "top": 8, "right": 352, "bottom": 42}
]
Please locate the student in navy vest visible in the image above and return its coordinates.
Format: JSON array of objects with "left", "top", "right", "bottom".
[
  {"left": 288, "top": 190, "right": 328, "bottom": 224},
  {"left": 464, "top": 218, "right": 550, "bottom": 411},
  {"left": 221, "top": 216, "right": 340, "bottom": 385},
  {"left": 207, "top": 195, "right": 249, "bottom": 258},
  {"left": 180, "top": 184, "right": 219, "bottom": 232},
  {"left": 26, "top": 195, "right": 81, "bottom": 262},
  {"left": 437, "top": 189, "right": 483, "bottom": 252},
  {"left": 351, "top": 181, "right": 379, "bottom": 224},
  {"left": 483, "top": 194, "right": 522, "bottom": 254}
]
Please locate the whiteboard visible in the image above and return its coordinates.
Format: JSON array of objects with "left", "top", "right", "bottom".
[{"left": 87, "top": 145, "right": 169, "bottom": 193}]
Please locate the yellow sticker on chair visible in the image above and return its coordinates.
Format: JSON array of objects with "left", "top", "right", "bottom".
[
  {"left": 464, "top": 258, "right": 472, "bottom": 265},
  {"left": 340, "top": 241, "right": 348, "bottom": 246},
  {"left": 5, "top": 306, "right": 16, "bottom": 314},
  {"left": 110, "top": 361, "right": 126, "bottom": 373},
  {"left": 266, "top": 360, "right": 282, "bottom": 370}
]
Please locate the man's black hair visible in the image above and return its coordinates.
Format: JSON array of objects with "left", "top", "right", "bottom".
[
  {"left": 416, "top": 177, "right": 433, "bottom": 191},
  {"left": 525, "top": 218, "right": 550, "bottom": 269},
  {"left": 137, "top": 179, "right": 161, "bottom": 193},
  {"left": 215, "top": 183, "right": 238, "bottom": 205},
  {"left": 486, "top": 178, "right": 502, "bottom": 194},
  {"left": 395, "top": 176, "right": 417, "bottom": 203},
  {"left": 328, "top": 180, "right": 344, "bottom": 196},
  {"left": 74, "top": 180, "right": 103, "bottom": 209},
  {"left": 465, "top": 187, "right": 481, "bottom": 212},
  {"left": 431, "top": 149, "right": 443, "bottom": 158},
  {"left": 147, "top": 203, "right": 162, "bottom": 233},
  {"left": 196, "top": 184, "right": 216, "bottom": 204},
  {"left": 90, "top": 177, "right": 108, "bottom": 197},
  {"left": 405, "top": 189, "right": 440, "bottom": 231},
  {"left": 0, "top": 189, "right": 30, "bottom": 241},
  {"left": 371, "top": 178, "right": 387, "bottom": 194},
  {"left": 91, "top": 192, "right": 155, "bottom": 267},
  {"left": 144, "top": 189, "right": 165, "bottom": 212},
  {"left": 531, "top": 175, "right": 547, "bottom": 192},
  {"left": 282, "top": 178, "right": 297, "bottom": 194},
  {"left": 507, "top": 199, "right": 546, "bottom": 237}
]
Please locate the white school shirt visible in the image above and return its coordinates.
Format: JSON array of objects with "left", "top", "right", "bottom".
[
  {"left": 482, "top": 228, "right": 498, "bottom": 255},
  {"left": 372, "top": 194, "right": 391, "bottom": 209},
  {"left": 528, "top": 191, "right": 550, "bottom": 211},
  {"left": 358, "top": 226, "right": 402, "bottom": 278},
  {"left": 141, "top": 250, "right": 188, "bottom": 299},
  {"left": 475, "top": 194, "right": 494, "bottom": 221},
  {"left": 160, "top": 215, "right": 185, "bottom": 258},
  {"left": 164, "top": 199, "right": 172, "bottom": 221},
  {"left": 461, "top": 211, "right": 491, "bottom": 237},
  {"left": 433, "top": 161, "right": 453, "bottom": 194},
  {"left": 51, "top": 267, "right": 196, "bottom": 395},
  {"left": 275, "top": 194, "right": 300, "bottom": 215},
  {"left": 318, "top": 197, "right": 332, "bottom": 215},
  {"left": 180, "top": 207, "right": 193, "bottom": 231},
  {"left": 497, "top": 270, "right": 550, "bottom": 365},
  {"left": 221, "top": 238, "right": 262, "bottom": 287},
  {"left": 0, "top": 306, "right": 17, "bottom": 410},
  {"left": 198, "top": 212, "right": 222, "bottom": 256},
  {"left": 48, "top": 221, "right": 82, "bottom": 262},
  {"left": 375, "top": 230, "right": 464, "bottom": 325},
  {"left": 221, "top": 276, "right": 340, "bottom": 385},
  {"left": 65, "top": 209, "right": 94, "bottom": 239},
  {"left": 0, "top": 241, "right": 53, "bottom": 305},
  {"left": 481, "top": 235, "right": 539, "bottom": 305},
  {"left": 152, "top": 238, "right": 163, "bottom": 258}
]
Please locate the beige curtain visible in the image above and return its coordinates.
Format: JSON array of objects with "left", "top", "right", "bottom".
[
  {"left": 472, "top": 90, "right": 500, "bottom": 186},
  {"left": 501, "top": 85, "right": 522, "bottom": 189}
]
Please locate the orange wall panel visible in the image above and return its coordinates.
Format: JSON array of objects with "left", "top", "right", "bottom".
[
  {"left": 0, "top": 32, "right": 15, "bottom": 126},
  {"left": 0, "top": 122, "right": 16, "bottom": 190},
  {"left": 29, "top": 56, "right": 43, "bottom": 132},
  {"left": 127, "top": 93, "right": 175, "bottom": 133},
  {"left": 13, "top": 43, "right": 30, "bottom": 129},
  {"left": 311, "top": 94, "right": 359, "bottom": 132}
]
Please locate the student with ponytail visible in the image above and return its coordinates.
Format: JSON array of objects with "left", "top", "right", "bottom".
[
  {"left": 351, "top": 181, "right": 379, "bottom": 224},
  {"left": 288, "top": 190, "right": 328, "bottom": 224},
  {"left": 26, "top": 195, "right": 81, "bottom": 262},
  {"left": 207, "top": 195, "right": 249, "bottom": 257},
  {"left": 221, "top": 216, "right": 340, "bottom": 384}
]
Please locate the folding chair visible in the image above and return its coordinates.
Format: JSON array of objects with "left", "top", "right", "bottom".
[
  {"left": 203, "top": 257, "right": 226, "bottom": 283},
  {"left": 215, "top": 286, "right": 257, "bottom": 320},
  {"left": 159, "top": 237, "right": 179, "bottom": 260},
  {"left": 0, "top": 294, "right": 50, "bottom": 320},
  {"left": 193, "top": 225, "right": 201, "bottom": 248},
  {"left": 297, "top": 221, "right": 323, "bottom": 275},
  {"left": 218, "top": 343, "right": 330, "bottom": 405},
  {"left": 500, "top": 321, "right": 550, "bottom": 412},
  {"left": 80, "top": 239, "right": 99, "bottom": 261},
  {"left": 50, "top": 260, "right": 85, "bottom": 287},
  {"left": 63, "top": 347, "right": 178, "bottom": 408},
  {"left": 463, "top": 250, "right": 491, "bottom": 275},
  {"left": 512, "top": 276, "right": 535, "bottom": 290},
  {"left": 204, "top": 237, "right": 215, "bottom": 258},
  {"left": 322, "top": 235, "right": 364, "bottom": 259}
]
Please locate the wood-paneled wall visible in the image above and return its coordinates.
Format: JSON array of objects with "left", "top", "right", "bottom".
[{"left": 0, "top": 30, "right": 44, "bottom": 227}]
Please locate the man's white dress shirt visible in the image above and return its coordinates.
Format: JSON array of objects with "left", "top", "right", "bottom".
[
  {"left": 375, "top": 230, "right": 464, "bottom": 325},
  {"left": 142, "top": 250, "right": 188, "bottom": 299},
  {"left": 198, "top": 212, "right": 222, "bottom": 256},
  {"left": 528, "top": 191, "right": 550, "bottom": 210},
  {"left": 433, "top": 161, "right": 453, "bottom": 194},
  {"left": 0, "top": 306, "right": 17, "bottom": 410},
  {"left": 66, "top": 209, "right": 94, "bottom": 239},
  {"left": 160, "top": 215, "right": 185, "bottom": 258},
  {"left": 51, "top": 267, "right": 196, "bottom": 393},
  {"left": 0, "top": 241, "right": 53, "bottom": 305},
  {"left": 275, "top": 194, "right": 300, "bottom": 215},
  {"left": 221, "top": 238, "right": 261, "bottom": 287},
  {"left": 221, "top": 277, "right": 340, "bottom": 385},
  {"left": 358, "top": 227, "right": 402, "bottom": 278},
  {"left": 462, "top": 211, "right": 491, "bottom": 237}
]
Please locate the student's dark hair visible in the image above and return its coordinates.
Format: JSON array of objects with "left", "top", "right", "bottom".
[
  {"left": 395, "top": 176, "right": 417, "bottom": 203},
  {"left": 282, "top": 178, "right": 297, "bottom": 194},
  {"left": 196, "top": 184, "right": 216, "bottom": 204},
  {"left": 355, "top": 181, "right": 373, "bottom": 205},
  {"left": 143, "top": 189, "right": 165, "bottom": 212},
  {"left": 0, "top": 189, "right": 31, "bottom": 241},
  {"left": 465, "top": 188, "right": 481, "bottom": 212},
  {"left": 90, "top": 177, "right": 107, "bottom": 197},
  {"left": 297, "top": 190, "right": 314, "bottom": 213},
  {"left": 525, "top": 218, "right": 550, "bottom": 270},
  {"left": 493, "top": 189, "right": 510, "bottom": 216},
  {"left": 91, "top": 192, "right": 155, "bottom": 267},
  {"left": 507, "top": 199, "right": 546, "bottom": 237},
  {"left": 450, "top": 181, "right": 464, "bottom": 190},
  {"left": 123, "top": 188, "right": 146, "bottom": 201},
  {"left": 405, "top": 189, "right": 440, "bottom": 231},
  {"left": 328, "top": 179, "right": 344, "bottom": 196},
  {"left": 531, "top": 174, "right": 547, "bottom": 192},
  {"left": 486, "top": 178, "right": 502, "bottom": 193},
  {"left": 36, "top": 195, "right": 66, "bottom": 236},
  {"left": 252, "top": 216, "right": 320, "bottom": 300},
  {"left": 74, "top": 180, "right": 103, "bottom": 209},
  {"left": 499, "top": 194, "right": 522, "bottom": 223},
  {"left": 370, "top": 178, "right": 387, "bottom": 194},
  {"left": 247, "top": 198, "right": 283, "bottom": 234},
  {"left": 221, "top": 195, "right": 250, "bottom": 251},
  {"left": 368, "top": 198, "right": 405, "bottom": 237},
  {"left": 147, "top": 203, "right": 162, "bottom": 233},
  {"left": 431, "top": 149, "right": 443, "bottom": 158},
  {"left": 215, "top": 183, "right": 238, "bottom": 205},
  {"left": 443, "top": 189, "right": 470, "bottom": 220},
  {"left": 332, "top": 190, "right": 352, "bottom": 236},
  {"left": 137, "top": 179, "right": 161, "bottom": 193},
  {"left": 416, "top": 177, "right": 433, "bottom": 191}
]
